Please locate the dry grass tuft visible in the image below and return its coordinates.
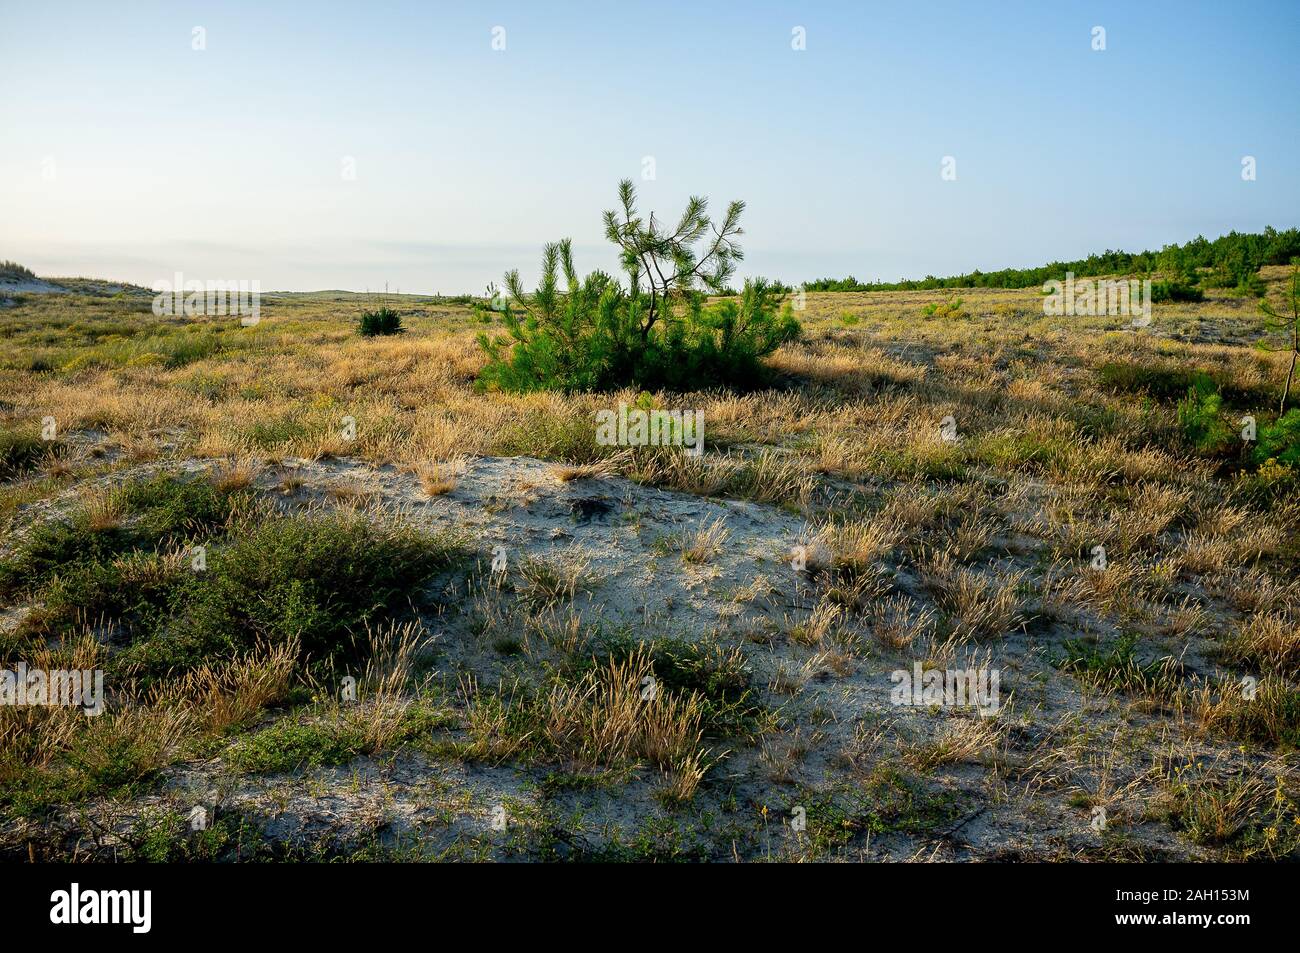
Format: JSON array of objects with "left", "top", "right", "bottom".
[
  {"left": 906, "top": 715, "right": 1005, "bottom": 770},
  {"left": 417, "top": 462, "right": 459, "bottom": 497},
  {"left": 163, "top": 637, "right": 299, "bottom": 735},
  {"left": 211, "top": 458, "right": 260, "bottom": 493},
  {"left": 680, "top": 516, "right": 731, "bottom": 564},
  {"left": 870, "top": 594, "right": 937, "bottom": 651},
  {"left": 1224, "top": 613, "right": 1299, "bottom": 675}
]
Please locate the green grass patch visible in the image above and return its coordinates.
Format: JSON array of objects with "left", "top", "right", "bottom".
[
  {"left": 1055, "top": 632, "right": 1183, "bottom": 699},
  {"left": 0, "top": 427, "right": 54, "bottom": 480},
  {"left": 226, "top": 719, "right": 365, "bottom": 774},
  {"left": 0, "top": 474, "right": 247, "bottom": 606},
  {"left": 120, "top": 512, "right": 463, "bottom": 678}
]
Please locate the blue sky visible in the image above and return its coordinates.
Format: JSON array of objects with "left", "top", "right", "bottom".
[{"left": 2, "top": 0, "right": 1297, "bottom": 293}]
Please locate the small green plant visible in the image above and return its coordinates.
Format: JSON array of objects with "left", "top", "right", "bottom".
[
  {"left": 922, "top": 296, "right": 968, "bottom": 319},
  {"left": 226, "top": 720, "right": 365, "bottom": 774},
  {"left": 1236, "top": 271, "right": 1268, "bottom": 298},
  {"left": 122, "top": 513, "right": 463, "bottom": 678},
  {"left": 1258, "top": 262, "right": 1300, "bottom": 412},
  {"left": 1056, "top": 632, "right": 1182, "bottom": 699},
  {"left": 1253, "top": 409, "right": 1300, "bottom": 467},
  {"left": 1176, "top": 374, "right": 1233, "bottom": 455},
  {"left": 358, "top": 306, "right": 404, "bottom": 337}
]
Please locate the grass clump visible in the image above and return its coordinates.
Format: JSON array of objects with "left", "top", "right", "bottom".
[
  {"left": 1056, "top": 632, "right": 1182, "bottom": 700},
  {"left": 585, "top": 636, "right": 766, "bottom": 739},
  {"left": 462, "top": 644, "right": 748, "bottom": 802},
  {"left": 0, "top": 260, "right": 36, "bottom": 281},
  {"left": 0, "top": 427, "right": 53, "bottom": 480},
  {"left": 1159, "top": 759, "right": 1300, "bottom": 859},
  {"left": 1195, "top": 677, "right": 1300, "bottom": 749},
  {"left": 1, "top": 698, "right": 191, "bottom": 818}
]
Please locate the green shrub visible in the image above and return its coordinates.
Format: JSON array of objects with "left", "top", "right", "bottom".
[
  {"left": 358, "top": 306, "right": 404, "bottom": 337},
  {"left": 1258, "top": 262, "right": 1299, "bottom": 413},
  {"left": 1176, "top": 375, "right": 1233, "bottom": 455},
  {"left": 477, "top": 181, "right": 800, "bottom": 393},
  {"left": 1253, "top": 409, "right": 1300, "bottom": 467},
  {"left": 1236, "top": 272, "right": 1268, "bottom": 298},
  {"left": 34, "top": 552, "right": 183, "bottom": 640},
  {"left": 1151, "top": 280, "right": 1204, "bottom": 303},
  {"left": 121, "top": 513, "right": 463, "bottom": 678},
  {"left": 1, "top": 474, "right": 462, "bottom": 678},
  {"left": 922, "top": 297, "right": 968, "bottom": 319},
  {"left": 0, "top": 475, "right": 242, "bottom": 601}
]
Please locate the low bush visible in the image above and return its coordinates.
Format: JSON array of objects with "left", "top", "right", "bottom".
[
  {"left": 1253, "top": 409, "right": 1300, "bottom": 467},
  {"left": 121, "top": 512, "right": 463, "bottom": 678},
  {"left": 1151, "top": 279, "right": 1205, "bottom": 303},
  {"left": 1176, "top": 375, "right": 1234, "bottom": 455},
  {"left": 358, "top": 306, "right": 404, "bottom": 337}
]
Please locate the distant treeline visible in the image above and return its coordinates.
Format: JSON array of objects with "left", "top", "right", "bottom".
[{"left": 802, "top": 226, "right": 1300, "bottom": 292}]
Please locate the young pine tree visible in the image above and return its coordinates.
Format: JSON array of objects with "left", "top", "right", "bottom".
[{"left": 476, "top": 181, "right": 799, "bottom": 393}]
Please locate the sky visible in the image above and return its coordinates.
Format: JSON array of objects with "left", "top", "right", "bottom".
[{"left": 2, "top": 0, "right": 1298, "bottom": 294}]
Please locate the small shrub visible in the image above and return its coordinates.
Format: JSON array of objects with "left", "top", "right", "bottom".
[
  {"left": 1236, "top": 272, "right": 1268, "bottom": 298},
  {"left": 1176, "top": 375, "right": 1233, "bottom": 455},
  {"left": 0, "top": 475, "right": 244, "bottom": 602},
  {"left": 1151, "top": 279, "right": 1204, "bottom": 303},
  {"left": 121, "top": 513, "right": 463, "bottom": 678},
  {"left": 226, "top": 719, "right": 364, "bottom": 774},
  {"left": 358, "top": 307, "right": 404, "bottom": 337},
  {"left": 922, "top": 296, "right": 968, "bottom": 319},
  {"left": 1253, "top": 409, "right": 1300, "bottom": 467}
]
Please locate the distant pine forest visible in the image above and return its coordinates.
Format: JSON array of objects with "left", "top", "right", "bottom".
[{"left": 802, "top": 226, "right": 1300, "bottom": 292}]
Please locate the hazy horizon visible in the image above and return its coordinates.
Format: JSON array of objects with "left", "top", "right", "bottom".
[{"left": 3, "top": 0, "right": 1298, "bottom": 294}]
